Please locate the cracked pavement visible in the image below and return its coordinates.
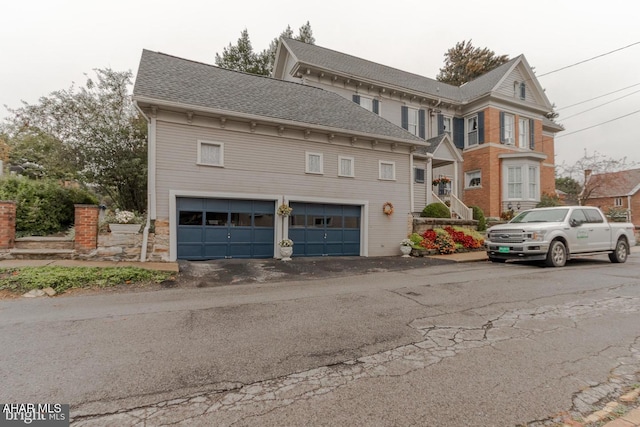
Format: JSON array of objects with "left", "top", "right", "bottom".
[
  {"left": 2, "top": 255, "right": 640, "bottom": 426},
  {"left": 74, "top": 291, "right": 640, "bottom": 426}
]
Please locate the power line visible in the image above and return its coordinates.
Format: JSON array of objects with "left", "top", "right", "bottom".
[
  {"left": 556, "top": 82, "right": 640, "bottom": 111},
  {"left": 556, "top": 109, "right": 640, "bottom": 138},
  {"left": 560, "top": 89, "right": 640, "bottom": 120},
  {"left": 537, "top": 41, "right": 640, "bottom": 77}
]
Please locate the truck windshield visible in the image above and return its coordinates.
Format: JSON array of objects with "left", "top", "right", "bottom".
[{"left": 510, "top": 208, "right": 569, "bottom": 223}]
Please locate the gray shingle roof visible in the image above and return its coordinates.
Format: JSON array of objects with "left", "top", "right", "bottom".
[
  {"left": 134, "top": 50, "right": 424, "bottom": 143},
  {"left": 282, "top": 38, "right": 462, "bottom": 101},
  {"left": 282, "top": 38, "right": 523, "bottom": 103}
]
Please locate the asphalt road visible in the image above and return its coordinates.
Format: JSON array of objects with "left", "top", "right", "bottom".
[{"left": 1, "top": 254, "right": 639, "bottom": 426}]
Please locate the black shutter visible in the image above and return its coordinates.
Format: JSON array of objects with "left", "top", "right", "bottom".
[
  {"left": 453, "top": 117, "right": 464, "bottom": 149},
  {"left": 401, "top": 106, "right": 408, "bottom": 131},
  {"left": 478, "top": 111, "right": 485, "bottom": 144},
  {"left": 529, "top": 118, "right": 535, "bottom": 150},
  {"left": 352, "top": 95, "right": 360, "bottom": 104},
  {"left": 418, "top": 109, "right": 426, "bottom": 139},
  {"left": 499, "top": 111, "right": 505, "bottom": 144},
  {"left": 372, "top": 99, "right": 379, "bottom": 114},
  {"left": 437, "top": 114, "right": 444, "bottom": 135}
]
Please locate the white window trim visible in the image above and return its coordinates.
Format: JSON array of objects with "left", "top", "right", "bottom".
[
  {"left": 518, "top": 117, "right": 529, "bottom": 149},
  {"left": 197, "top": 140, "right": 224, "bottom": 167},
  {"left": 305, "top": 152, "right": 324, "bottom": 174},
  {"left": 465, "top": 170, "right": 481, "bottom": 189},
  {"left": 442, "top": 116, "right": 452, "bottom": 134},
  {"left": 614, "top": 197, "right": 623, "bottom": 207},
  {"left": 503, "top": 113, "right": 515, "bottom": 145},
  {"left": 466, "top": 115, "right": 479, "bottom": 148},
  {"left": 338, "top": 156, "right": 355, "bottom": 178},
  {"left": 502, "top": 160, "right": 539, "bottom": 201},
  {"left": 379, "top": 160, "right": 396, "bottom": 181}
]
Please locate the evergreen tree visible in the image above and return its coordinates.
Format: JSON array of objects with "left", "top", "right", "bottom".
[
  {"left": 215, "top": 23, "right": 315, "bottom": 76},
  {"left": 436, "top": 40, "right": 510, "bottom": 86}
]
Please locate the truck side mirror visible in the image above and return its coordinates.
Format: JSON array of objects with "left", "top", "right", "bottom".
[{"left": 570, "top": 218, "right": 581, "bottom": 227}]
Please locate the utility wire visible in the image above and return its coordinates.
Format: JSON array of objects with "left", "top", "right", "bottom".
[
  {"left": 556, "top": 82, "right": 640, "bottom": 111},
  {"left": 556, "top": 109, "right": 640, "bottom": 138},
  {"left": 561, "top": 89, "right": 640, "bottom": 120},
  {"left": 537, "top": 41, "right": 640, "bottom": 77}
]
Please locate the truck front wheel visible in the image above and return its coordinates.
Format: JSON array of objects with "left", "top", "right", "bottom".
[
  {"left": 609, "top": 238, "right": 629, "bottom": 263},
  {"left": 545, "top": 240, "right": 567, "bottom": 267}
]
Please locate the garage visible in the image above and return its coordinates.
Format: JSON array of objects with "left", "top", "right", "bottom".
[
  {"left": 288, "top": 202, "right": 361, "bottom": 256},
  {"left": 177, "top": 198, "right": 275, "bottom": 260}
]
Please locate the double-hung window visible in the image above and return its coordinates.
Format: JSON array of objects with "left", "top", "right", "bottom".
[
  {"left": 507, "top": 166, "right": 523, "bottom": 198},
  {"left": 503, "top": 113, "right": 515, "bottom": 144},
  {"left": 197, "top": 140, "right": 224, "bottom": 167},
  {"left": 518, "top": 118, "right": 529, "bottom": 148},
  {"left": 407, "top": 108, "right": 419, "bottom": 136},
  {"left": 467, "top": 116, "right": 478, "bottom": 147},
  {"left": 379, "top": 161, "right": 395, "bottom": 181},
  {"left": 338, "top": 156, "right": 355, "bottom": 177},
  {"left": 442, "top": 117, "right": 452, "bottom": 134},
  {"left": 306, "top": 152, "right": 323, "bottom": 174},
  {"left": 528, "top": 166, "right": 538, "bottom": 197},
  {"left": 414, "top": 168, "right": 425, "bottom": 183}
]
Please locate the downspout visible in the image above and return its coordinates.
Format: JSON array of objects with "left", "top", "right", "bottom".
[{"left": 134, "top": 102, "right": 155, "bottom": 262}]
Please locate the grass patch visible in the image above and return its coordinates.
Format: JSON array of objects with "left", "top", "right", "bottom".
[{"left": 0, "top": 267, "right": 173, "bottom": 294}]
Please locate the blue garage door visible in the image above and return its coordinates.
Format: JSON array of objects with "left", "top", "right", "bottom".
[
  {"left": 177, "top": 198, "right": 275, "bottom": 260},
  {"left": 288, "top": 202, "right": 361, "bottom": 257}
]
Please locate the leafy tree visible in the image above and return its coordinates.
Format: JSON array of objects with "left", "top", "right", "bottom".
[
  {"left": 555, "top": 177, "right": 581, "bottom": 205},
  {"left": 436, "top": 40, "right": 510, "bottom": 86},
  {"left": 2, "top": 69, "right": 147, "bottom": 212},
  {"left": 215, "top": 22, "right": 316, "bottom": 76}
]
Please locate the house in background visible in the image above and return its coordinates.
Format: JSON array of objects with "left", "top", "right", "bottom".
[
  {"left": 133, "top": 50, "right": 429, "bottom": 261},
  {"left": 273, "top": 38, "right": 563, "bottom": 218},
  {"left": 582, "top": 168, "right": 640, "bottom": 227}
]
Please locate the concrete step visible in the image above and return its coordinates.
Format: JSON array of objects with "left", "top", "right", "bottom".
[
  {"left": 14, "top": 237, "right": 75, "bottom": 250},
  {"left": 9, "top": 249, "right": 75, "bottom": 260}
]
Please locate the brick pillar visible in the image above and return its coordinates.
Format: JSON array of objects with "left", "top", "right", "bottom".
[
  {"left": 0, "top": 201, "right": 16, "bottom": 250},
  {"left": 74, "top": 204, "right": 99, "bottom": 252}
]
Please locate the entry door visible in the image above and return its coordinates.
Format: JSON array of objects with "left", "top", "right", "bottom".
[{"left": 288, "top": 202, "right": 361, "bottom": 257}]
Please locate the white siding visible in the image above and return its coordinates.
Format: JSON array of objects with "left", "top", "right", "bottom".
[{"left": 154, "top": 114, "right": 413, "bottom": 257}]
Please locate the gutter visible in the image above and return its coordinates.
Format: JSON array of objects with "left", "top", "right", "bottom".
[{"left": 134, "top": 101, "right": 154, "bottom": 262}]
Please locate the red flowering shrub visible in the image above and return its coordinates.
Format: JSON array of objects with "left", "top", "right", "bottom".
[{"left": 419, "top": 226, "right": 484, "bottom": 253}]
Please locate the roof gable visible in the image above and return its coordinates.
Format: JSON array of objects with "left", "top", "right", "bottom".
[{"left": 133, "top": 50, "right": 424, "bottom": 144}]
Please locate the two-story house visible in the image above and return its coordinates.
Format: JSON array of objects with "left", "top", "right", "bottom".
[
  {"left": 133, "top": 50, "right": 429, "bottom": 261},
  {"left": 273, "top": 38, "right": 563, "bottom": 218}
]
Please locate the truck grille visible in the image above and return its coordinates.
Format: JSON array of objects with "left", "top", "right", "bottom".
[{"left": 488, "top": 229, "right": 526, "bottom": 243}]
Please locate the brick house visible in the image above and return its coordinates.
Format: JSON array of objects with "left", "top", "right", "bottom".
[
  {"left": 273, "top": 38, "right": 563, "bottom": 218},
  {"left": 582, "top": 168, "right": 640, "bottom": 227}
]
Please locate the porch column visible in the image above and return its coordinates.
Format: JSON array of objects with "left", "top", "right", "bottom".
[
  {"left": 453, "top": 160, "right": 459, "bottom": 197},
  {"left": 426, "top": 157, "right": 433, "bottom": 205}
]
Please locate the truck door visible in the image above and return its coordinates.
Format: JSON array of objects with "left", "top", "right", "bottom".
[
  {"left": 567, "top": 209, "right": 589, "bottom": 253},
  {"left": 584, "top": 208, "right": 611, "bottom": 251}
]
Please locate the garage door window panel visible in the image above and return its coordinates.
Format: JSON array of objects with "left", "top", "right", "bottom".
[
  {"left": 205, "top": 212, "right": 228, "bottom": 226},
  {"left": 179, "top": 211, "right": 203, "bottom": 226}
]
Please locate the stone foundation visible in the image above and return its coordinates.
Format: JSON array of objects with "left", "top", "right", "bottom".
[{"left": 412, "top": 216, "right": 479, "bottom": 235}]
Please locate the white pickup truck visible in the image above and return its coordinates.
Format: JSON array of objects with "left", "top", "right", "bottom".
[{"left": 485, "top": 206, "right": 636, "bottom": 267}]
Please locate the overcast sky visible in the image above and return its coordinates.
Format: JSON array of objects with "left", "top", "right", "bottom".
[{"left": 3, "top": 0, "right": 639, "bottom": 171}]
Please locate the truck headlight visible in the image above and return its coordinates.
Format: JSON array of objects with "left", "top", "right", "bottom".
[{"left": 528, "top": 230, "right": 546, "bottom": 241}]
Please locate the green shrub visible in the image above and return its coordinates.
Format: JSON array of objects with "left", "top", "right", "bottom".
[
  {"left": 471, "top": 206, "right": 487, "bottom": 231},
  {"left": 421, "top": 202, "right": 451, "bottom": 218},
  {"left": 0, "top": 176, "right": 98, "bottom": 236},
  {"left": 536, "top": 192, "right": 561, "bottom": 207},
  {"left": 0, "top": 266, "right": 171, "bottom": 293}
]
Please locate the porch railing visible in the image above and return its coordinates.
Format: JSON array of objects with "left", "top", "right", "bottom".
[{"left": 431, "top": 191, "right": 473, "bottom": 220}]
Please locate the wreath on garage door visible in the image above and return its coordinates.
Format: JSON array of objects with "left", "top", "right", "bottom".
[{"left": 383, "top": 202, "right": 394, "bottom": 216}]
